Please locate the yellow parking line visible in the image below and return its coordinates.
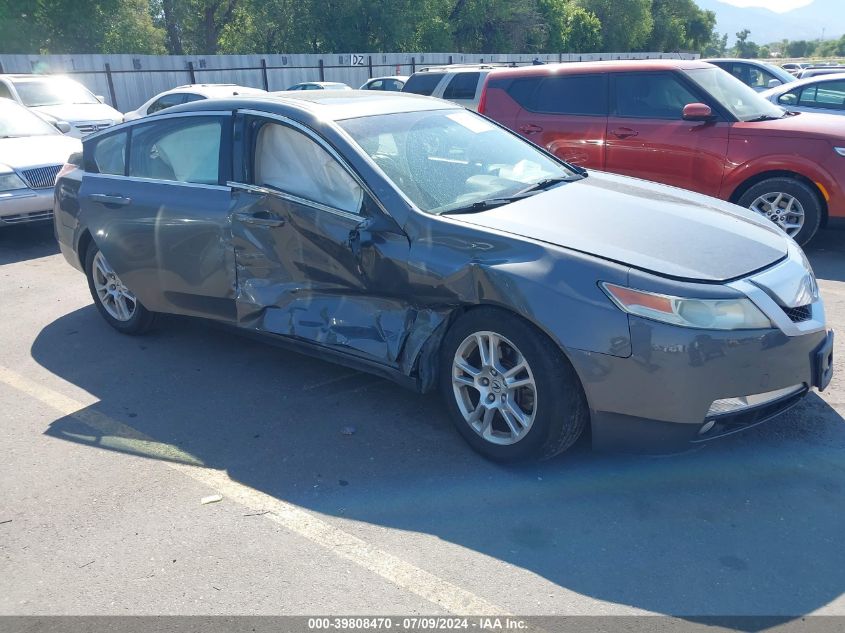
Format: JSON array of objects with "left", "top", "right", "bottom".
[{"left": 0, "top": 364, "right": 509, "bottom": 616}]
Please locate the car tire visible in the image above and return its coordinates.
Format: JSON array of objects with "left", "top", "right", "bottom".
[
  {"left": 84, "top": 243, "right": 156, "bottom": 335},
  {"left": 737, "top": 177, "right": 822, "bottom": 246},
  {"left": 439, "top": 307, "right": 588, "bottom": 462}
]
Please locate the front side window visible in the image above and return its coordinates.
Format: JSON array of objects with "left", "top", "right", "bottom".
[
  {"left": 403, "top": 73, "right": 446, "bottom": 96},
  {"left": 129, "top": 118, "right": 222, "bottom": 184},
  {"left": 12, "top": 78, "right": 99, "bottom": 107},
  {"left": 443, "top": 73, "right": 480, "bottom": 100},
  {"left": 252, "top": 122, "right": 363, "bottom": 214},
  {"left": 613, "top": 73, "right": 700, "bottom": 119},
  {"left": 90, "top": 132, "right": 127, "bottom": 175},
  {"left": 148, "top": 93, "right": 184, "bottom": 114},
  {"left": 798, "top": 80, "right": 845, "bottom": 110},
  {"left": 340, "top": 108, "right": 576, "bottom": 215},
  {"left": 684, "top": 67, "right": 785, "bottom": 121},
  {"left": 367, "top": 80, "right": 384, "bottom": 90}
]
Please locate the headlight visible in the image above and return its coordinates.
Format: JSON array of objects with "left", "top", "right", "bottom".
[
  {"left": 601, "top": 283, "right": 772, "bottom": 330},
  {"left": 0, "top": 172, "right": 26, "bottom": 191},
  {"left": 835, "top": 147, "right": 845, "bottom": 157}
]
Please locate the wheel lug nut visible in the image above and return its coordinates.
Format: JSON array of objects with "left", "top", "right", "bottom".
[
  {"left": 480, "top": 378, "right": 489, "bottom": 386},
  {"left": 486, "top": 394, "right": 495, "bottom": 403},
  {"left": 501, "top": 395, "right": 506, "bottom": 402},
  {"left": 491, "top": 369, "right": 498, "bottom": 377}
]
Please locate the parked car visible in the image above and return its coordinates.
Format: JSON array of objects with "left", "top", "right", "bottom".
[
  {"left": 54, "top": 92, "right": 832, "bottom": 461},
  {"left": 705, "top": 59, "right": 796, "bottom": 91},
  {"left": 797, "top": 66, "right": 845, "bottom": 79},
  {"left": 478, "top": 59, "right": 845, "bottom": 245},
  {"left": 360, "top": 76, "right": 408, "bottom": 91},
  {"left": 761, "top": 73, "right": 845, "bottom": 116},
  {"left": 284, "top": 82, "right": 352, "bottom": 91},
  {"left": 0, "top": 74, "right": 122, "bottom": 137},
  {"left": 123, "top": 84, "right": 266, "bottom": 121},
  {"left": 402, "top": 64, "right": 507, "bottom": 110},
  {"left": 0, "top": 99, "right": 80, "bottom": 225},
  {"left": 782, "top": 62, "right": 812, "bottom": 75}
]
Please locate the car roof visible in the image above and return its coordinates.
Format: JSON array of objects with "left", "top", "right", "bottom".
[
  {"left": 768, "top": 72, "right": 845, "bottom": 91},
  {"left": 484, "top": 59, "right": 712, "bottom": 79},
  {"left": 158, "top": 90, "right": 458, "bottom": 121},
  {"left": 163, "top": 84, "right": 265, "bottom": 97},
  {"left": 365, "top": 76, "right": 408, "bottom": 82}
]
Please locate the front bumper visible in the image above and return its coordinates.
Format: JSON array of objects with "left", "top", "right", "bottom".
[
  {"left": 0, "top": 188, "right": 54, "bottom": 224},
  {"left": 568, "top": 319, "right": 832, "bottom": 452}
]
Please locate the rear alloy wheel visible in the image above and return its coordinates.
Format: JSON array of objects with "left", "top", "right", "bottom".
[
  {"left": 440, "top": 308, "right": 587, "bottom": 462},
  {"left": 85, "top": 244, "right": 155, "bottom": 335},
  {"left": 738, "top": 177, "right": 822, "bottom": 246}
]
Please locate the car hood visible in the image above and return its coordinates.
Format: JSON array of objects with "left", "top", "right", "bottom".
[
  {"left": 732, "top": 111, "right": 845, "bottom": 141},
  {"left": 0, "top": 135, "right": 81, "bottom": 169},
  {"left": 449, "top": 171, "right": 789, "bottom": 283},
  {"left": 30, "top": 102, "right": 123, "bottom": 123}
]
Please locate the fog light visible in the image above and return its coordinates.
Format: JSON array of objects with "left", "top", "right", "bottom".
[{"left": 706, "top": 384, "right": 804, "bottom": 417}]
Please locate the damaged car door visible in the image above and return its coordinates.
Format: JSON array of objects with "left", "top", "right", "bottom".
[{"left": 229, "top": 114, "right": 414, "bottom": 367}]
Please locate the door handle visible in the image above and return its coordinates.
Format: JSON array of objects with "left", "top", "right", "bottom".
[
  {"left": 610, "top": 127, "right": 639, "bottom": 139},
  {"left": 518, "top": 123, "right": 543, "bottom": 135},
  {"left": 88, "top": 193, "right": 132, "bottom": 206},
  {"left": 233, "top": 211, "right": 285, "bottom": 227}
]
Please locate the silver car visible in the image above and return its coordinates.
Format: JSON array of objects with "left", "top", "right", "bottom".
[
  {"left": 761, "top": 73, "right": 845, "bottom": 116},
  {"left": 0, "top": 99, "right": 81, "bottom": 225}
]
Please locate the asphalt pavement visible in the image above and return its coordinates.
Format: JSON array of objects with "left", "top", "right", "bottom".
[{"left": 1, "top": 222, "right": 844, "bottom": 621}]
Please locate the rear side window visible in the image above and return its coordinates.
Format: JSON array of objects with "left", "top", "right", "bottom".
[
  {"left": 89, "top": 132, "right": 127, "bottom": 175},
  {"left": 403, "top": 73, "right": 446, "bottom": 96},
  {"left": 129, "top": 117, "right": 222, "bottom": 184},
  {"left": 613, "top": 73, "right": 699, "bottom": 119},
  {"left": 181, "top": 93, "right": 205, "bottom": 104},
  {"left": 0, "top": 82, "right": 12, "bottom": 100},
  {"left": 443, "top": 72, "right": 480, "bottom": 100},
  {"left": 532, "top": 74, "right": 607, "bottom": 115}
]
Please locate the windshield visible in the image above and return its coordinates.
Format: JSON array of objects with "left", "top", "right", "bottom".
[
  {"left": 684, "top": 67, "right": 785, "bottom": 121},
  {"left": 340, "top": 109, "right": 575, "bottom": 214},
  {"left": 12, "top": 78, "right": 99, "bottom": 107},
  {"left": 0, "top": 99, "right": 59, "bottom": 137}
]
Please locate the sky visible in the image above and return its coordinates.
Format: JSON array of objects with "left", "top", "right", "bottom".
[{"left": 716, "top": 0, "right": 814, "bottom": 12}]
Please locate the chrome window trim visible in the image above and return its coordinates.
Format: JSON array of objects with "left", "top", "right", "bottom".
[
  {"left": 227, "top": 181, "right": 361, "bottom": 222},
  {"left": 84, "top": 172, "right": 231, "bottom": 192},
  {"left": 236, "top": 108, "right": 387, "bottom": 218}
]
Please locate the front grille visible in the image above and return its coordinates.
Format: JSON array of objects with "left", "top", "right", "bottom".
[
  {"left": 0, "top": 210, "right": 53, "bottom": 224},
  {"left": 74, "top": 122, "right": 112, "bottom": 135},
  {"left": 784, "top": 304, "right": 812, "bottom": 323},
  {"left": 21, "top": 164, "right": 62, "bottom": 189}
]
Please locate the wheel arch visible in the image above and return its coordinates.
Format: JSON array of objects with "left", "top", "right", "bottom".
[
  {"left": 728, "top": 170, "right": 829, "bottom": 227},
  {"left": 76, "top": 228, "right": 94, "bottom": 271}
]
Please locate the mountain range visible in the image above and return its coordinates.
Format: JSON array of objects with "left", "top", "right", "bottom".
[{"left": 695, "top": 0, "right": 845, "bottom": 45}]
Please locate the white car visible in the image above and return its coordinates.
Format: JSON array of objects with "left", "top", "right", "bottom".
[
  {"left": 123, "top": 84, "right": 267, "bottom": 121},
  {"left": 283, "top": 82, "right": 352, "bottom": 91},
  {"left": 402, "top": 65, "right": 507, "bottom": 110},
  {"left": 0, "top": 74, "right": 122, "bottom": 137},
  {"left": 359, "top": 76, "right": 408, "bottom": 91},
  {"left": 761, "top": 73, "right": 845, "bottom": 116},
  {"left": 0, "top": 99, "right": 81, "bottom": 225}
]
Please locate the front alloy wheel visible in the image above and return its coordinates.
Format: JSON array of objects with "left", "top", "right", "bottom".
[{"left": 452, "top": 331, "right": 537, "bottom": 445}]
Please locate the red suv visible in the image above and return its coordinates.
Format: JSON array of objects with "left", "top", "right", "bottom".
[{"left": 478, "top": 60, "right": 845, "bottom": 245}]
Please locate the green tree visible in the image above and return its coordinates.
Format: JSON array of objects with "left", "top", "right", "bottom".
[
  {"left": 540, "top": 0, "right": 602, "bottom": 52},
  {"left": 449, "top": 0, "right": 548, "bottom": 53},
  {"left": 702, "top": 30, "right": 727, "bottom": 57},
  {"left": 785, "top": 39, "right": 811, "bottom": 58},
  {"left": 733, "top": 29, "right": 759, "bottom": 58},
  {"left": 576, "top": 0, "right": 653, "bottom": 51},
  {"left": 103, "top": 0, "right": 167, "bottom": 54}
]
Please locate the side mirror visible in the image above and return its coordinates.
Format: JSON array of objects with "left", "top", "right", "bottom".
[
  {"left": 54, "top": 121, "right": 72, "bottom": 134},
  {"left": 768, "top": 79, "right": 783, "bottom": 89},
  {"left": 95, "top": 95, "right": 105, "bottom": 103},
  {"left": 682, "top": 103, "right": 715, "bottom": 122}
]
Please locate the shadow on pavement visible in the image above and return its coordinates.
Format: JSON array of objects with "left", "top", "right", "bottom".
[
  {"left": 0, "top": 222, "right": 59, "bottom": 265},
  {"left": 31, "top": 304, "right": 845, "bottom": 624}
]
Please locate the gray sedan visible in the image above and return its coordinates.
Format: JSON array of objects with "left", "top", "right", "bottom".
[
  {"left": 761, "top": 73, "right": 845, "bottom": 116},
  {"left": 0, "top": 99, "right": 81, "bottom": 225},
  {"left": 53, "top": 92, "right": 833, "bottom": 461}
]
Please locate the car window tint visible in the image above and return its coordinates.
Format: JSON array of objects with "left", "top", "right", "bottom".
[
  {"left": 147, "top": 93, "right": 184, "bottom": 114},
  {"left": 91, "top": 132, "right": 127, "bottom": 175},
  {"left": 403, "top": 73, "right": 446, "bottom": 96},
  {"left": 799, "top": 81, "right": 845, "bottom": 109},
  {"left": 130, "top": 118, "right": 222, "bottom": 184},
  {"left": 384, "top": 79, "right": 403, "bottom": 91},
  {"left": 614, "top": 73, "right": 699, "bottom": 119},
  {"left": 443, "top": 72, "right": 480, "bottom": 100},
  {"left": 253, "top": 122, "right": 363, "bottom": 214},
  {"left": 0, "top": 82, "right": 12, "bottom": 100},
  {"left": 181, "top": 93, "right": 205, "bottom": 104},
  {"left": 531, "top": 74, "right": 607, "bottom": 115}
]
